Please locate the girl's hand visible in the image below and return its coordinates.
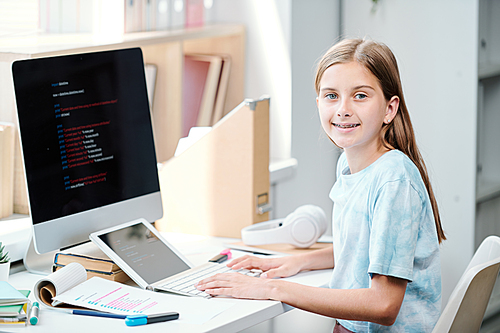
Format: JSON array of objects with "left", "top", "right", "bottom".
[
  {"left": 226, "top": 255, "right": 303, "bottom": 279},
  {"left": 195, "top": 272, "right": 276, "bottom": 299}
]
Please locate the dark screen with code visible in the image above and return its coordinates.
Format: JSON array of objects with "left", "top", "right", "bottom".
[{"left": 13, "top": 48, "right": 160, "bottom": 225}]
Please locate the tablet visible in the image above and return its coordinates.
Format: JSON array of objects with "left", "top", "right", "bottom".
[{"left": 89, "top": 219, "right": 192, "bottom": 289}]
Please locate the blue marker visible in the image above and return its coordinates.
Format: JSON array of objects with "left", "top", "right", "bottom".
[{"left": 125, "top": 312, "right": 179, "bottom": 326}]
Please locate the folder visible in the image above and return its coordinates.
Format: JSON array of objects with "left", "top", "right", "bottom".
[{"left": 155, "top": 97, "right": 270, "bottom": 238}]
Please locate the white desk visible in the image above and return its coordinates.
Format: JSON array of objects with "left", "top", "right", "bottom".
[{"left": 6, "top": 233, "right": 332, "bottom": 333}]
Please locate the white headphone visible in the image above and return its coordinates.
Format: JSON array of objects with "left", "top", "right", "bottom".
[{"left": 241, "top": 205, "right": 327, "bottom": 248}]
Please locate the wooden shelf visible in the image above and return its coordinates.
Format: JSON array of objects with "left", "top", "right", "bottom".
[{"left": 0, "top": 24, "right": 244, "bottom": 58}]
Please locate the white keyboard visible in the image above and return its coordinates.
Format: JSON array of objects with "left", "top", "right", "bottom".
[{"left": 155, "top": 262, "right": 262, "bottom": 298}]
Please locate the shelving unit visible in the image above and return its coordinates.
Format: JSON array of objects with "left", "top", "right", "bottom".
[
  {"left": 0, "top": 24, "right": 245, "bottom": 214},
  {"left": 0, "top": 24, "right": 245, "bottom": 163},
  {"left": 476, "top": 0, "right": 500, "bottom": 319}
]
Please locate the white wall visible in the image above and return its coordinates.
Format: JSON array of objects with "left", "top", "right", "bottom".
[
  {"left": 212, "top": 0, "right": 339, "bottom": 226},
  {"left": 274, "top": 0, "right": 339, "bottom": 228},
  {"left": 212, "top": 0, "right": 292, "bottom": 161},
  {"left": 342, "top": 0, "right": 478, "bottom": 304},
  {"left": 212, "top": 2, "right": 339, "bottom": 330}
]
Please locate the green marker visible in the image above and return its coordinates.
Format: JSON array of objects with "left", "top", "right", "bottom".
[{"left": 29, "top": 302, "right": 39, "bottom": 325}]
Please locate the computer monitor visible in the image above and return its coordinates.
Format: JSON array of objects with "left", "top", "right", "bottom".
[{"left": 12, "top": 48, "right": 163, "bottom": 255}]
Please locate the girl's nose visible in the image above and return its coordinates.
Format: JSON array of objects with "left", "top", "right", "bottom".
[{"left": 337, "top": 101, "right": 352, "bottom": 118}]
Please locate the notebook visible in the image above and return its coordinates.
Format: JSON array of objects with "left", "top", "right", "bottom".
[
  {"left": 89, "top": 219, "right": 259, "bottom": 298},
  {"left": 0, "top": 290, "right": 30, "bottom": 316},
  {"left": 0, "top": 282, "right": 29, "bottom": 307}
]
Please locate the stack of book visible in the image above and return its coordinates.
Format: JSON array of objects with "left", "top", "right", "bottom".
[
  {"left": 52, "top": 242, "right": 130, "bottom": 283},
  {"left": 0, "top": 281, "right": 30, "bottom": 327}
]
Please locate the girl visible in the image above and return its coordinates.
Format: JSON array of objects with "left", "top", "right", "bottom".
[{"left": 196, "top": 38, "right": 446, "bottom": 332}]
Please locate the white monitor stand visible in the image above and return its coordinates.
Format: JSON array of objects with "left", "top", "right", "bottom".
[
  {"left": 23, "top": 233, "right": 57, "bottom": 275},
  {"left": 23, "top": 232, "right": 92, "bottom": 275}
]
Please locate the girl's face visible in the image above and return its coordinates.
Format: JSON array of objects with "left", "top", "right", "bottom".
[{"left": 317, "top": 61, "right": 398, "bottom": 157}]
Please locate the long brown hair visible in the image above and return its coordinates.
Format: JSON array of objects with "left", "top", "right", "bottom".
[{"left": 315, "top": 38, "right": 446, "bottom": 243}]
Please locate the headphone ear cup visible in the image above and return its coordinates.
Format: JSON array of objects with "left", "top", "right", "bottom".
[
  {"left": 285, "top": 205, "right": 327, "bottom": 248},
  {"left": 241, "top": 205, "right": 328, "bottom": 249},
  {"left": 293, "top": 205, "right": 327, "bottom": 235}
]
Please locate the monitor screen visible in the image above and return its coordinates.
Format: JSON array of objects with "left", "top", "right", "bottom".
[{"left": 13, "top": 48, "right": 163, "bottom": 254}]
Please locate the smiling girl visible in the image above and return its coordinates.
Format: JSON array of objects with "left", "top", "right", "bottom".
[{"left": 196, "top": 38, "right": 446, "bottom": 332}]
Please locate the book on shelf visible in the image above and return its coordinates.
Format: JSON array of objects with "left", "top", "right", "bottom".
[
  {"left": 182, "top": 53, "right": 231, "bottom": 137},
  {"left": 211, "top": 54, "right": 232, "bottom": 125}
]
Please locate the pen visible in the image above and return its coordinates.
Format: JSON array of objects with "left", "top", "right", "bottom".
[
  {"left": 68, "top": 309, "right": 127, "bottom": 319},
  {"left": 125, "top": 312, "right": 179, "bottom": 326},
  {"left": 29, "top": 302, "right": 40, "bottom": 325}
]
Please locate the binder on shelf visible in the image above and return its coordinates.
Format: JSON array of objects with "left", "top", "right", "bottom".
[
  {"left": 185, "top": 0, "right": 205, "bottom": 28},
  {"left": 156, "top": 0, "right": 171, "bottom": 30},
  {"left": 170, "top": 0, "right": 186, "bottom": 29},
  {"left": 156, "top": 97, "right": 271, "bottom": 238},
  {"left": 125, "top": 0, "right": 139, "bottom": 32},
  {"left": 143, "top": 0, "right": 156, "bottom": 31}
]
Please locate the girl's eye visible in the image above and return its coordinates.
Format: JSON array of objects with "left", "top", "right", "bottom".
[
  {"left": 326, "top": 93, "right": 337, "bottom": 100},
  {"left": 355, "top": 93, "right": 367, "bottom": 100}
]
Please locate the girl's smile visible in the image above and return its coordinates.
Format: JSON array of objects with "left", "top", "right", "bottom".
[{"left": 332, "top": 122, "right": 360, "bottom": 130}]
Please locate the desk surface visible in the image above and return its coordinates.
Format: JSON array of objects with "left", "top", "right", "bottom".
[{"left": 6, "top": 233, "right": 332, "bottom": 333}]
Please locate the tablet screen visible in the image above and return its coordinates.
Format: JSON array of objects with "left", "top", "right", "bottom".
[{"left": 97, "top": 223, "right": 190, "bottom": 284}]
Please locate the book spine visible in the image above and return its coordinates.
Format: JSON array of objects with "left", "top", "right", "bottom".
[{"left": 54, "top": 253, "right": 117, "bottom": 272}]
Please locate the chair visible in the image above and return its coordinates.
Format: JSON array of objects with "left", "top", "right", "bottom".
[{"left": 432, "top": 236, "right": 500, "bottom": 333}]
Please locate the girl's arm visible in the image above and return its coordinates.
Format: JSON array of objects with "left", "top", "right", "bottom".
[
  {"left": 196, "top": 272, "right": 407, "bottom": 326},
  {"left": 227, "top": 246, "right": 334, "bottom": 278},
  {"left": 274, "top": 273, "right": 407, "bottom": 326}
]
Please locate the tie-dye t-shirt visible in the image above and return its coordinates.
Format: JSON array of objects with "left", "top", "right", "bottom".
[{"left": 329, "top": 150, "right": 441, "bottom": 332}]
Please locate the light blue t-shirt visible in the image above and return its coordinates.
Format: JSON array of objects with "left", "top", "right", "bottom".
[{"left": 329, "top": 150, "right": 441, "bottom": 332}]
